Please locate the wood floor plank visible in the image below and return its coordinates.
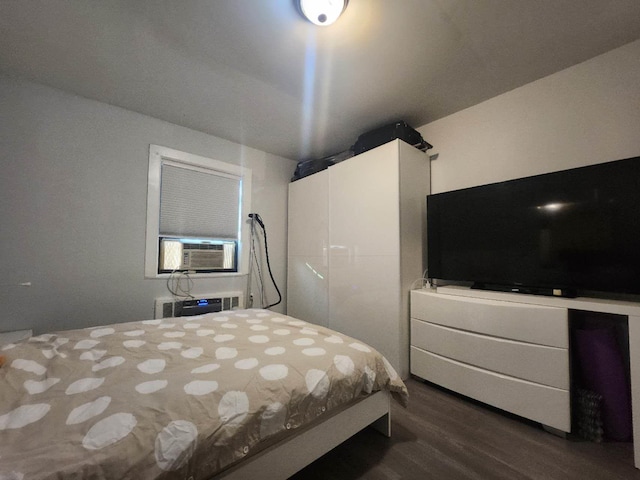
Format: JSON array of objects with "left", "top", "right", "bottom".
[{"left": 291, "top": 377, "right": 640, "bottom": 479}]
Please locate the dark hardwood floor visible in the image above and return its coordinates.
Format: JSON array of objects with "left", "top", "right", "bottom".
[{"left": 291, "top": 377, "right": 640, "bottom": 479}]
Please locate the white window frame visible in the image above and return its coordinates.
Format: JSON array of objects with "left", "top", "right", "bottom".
[{"left": 145, "top": 144, "right": 252, "bottom": 278}]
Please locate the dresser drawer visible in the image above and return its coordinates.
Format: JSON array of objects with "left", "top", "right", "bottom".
[
  {"left": 411, "top": 290, "right": 568, "bottom": 348},
  {"left": 411, "top": 319, "right": 569, "bottom": 389},
  {"left": 411, "top": 347, "right": 571, "bottom": 432}
]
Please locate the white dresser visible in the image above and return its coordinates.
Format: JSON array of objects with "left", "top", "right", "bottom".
[
  {"left": 410, "top": 287, "right": 571, "bottom": 432},
  {"left": 411, "top": 285, "right": 640, "bottom": 468}
]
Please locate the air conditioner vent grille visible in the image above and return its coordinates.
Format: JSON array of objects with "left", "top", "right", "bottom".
[
  {"left": 183, "top": 243, "right": 223, "bottom": 251},
  {"left": 154, "top": 291, "right": 243, "bottom": 319}
]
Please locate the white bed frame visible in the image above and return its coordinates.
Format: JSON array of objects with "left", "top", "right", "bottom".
[{"left": 214, "top": 390, "right": 391, "bottom": 479}]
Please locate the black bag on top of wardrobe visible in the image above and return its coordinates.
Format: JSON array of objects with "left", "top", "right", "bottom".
[
  {"left": 291, "top": 149, "right": 354, "bottom": 182},
  {"left": 291, "top": 121, "right": 432, "bottom": 182},
  {"left": 352, "top": 120, "right": 432, "bottom": 155}
]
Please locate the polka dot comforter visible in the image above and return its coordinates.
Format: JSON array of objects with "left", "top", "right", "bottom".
[{"left": 0, "top": 309, "right": 408, "bottom": 479}]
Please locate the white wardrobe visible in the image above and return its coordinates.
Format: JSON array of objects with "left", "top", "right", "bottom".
[{"left": 287, "top": 139, "right": 430, "bottom": 378}]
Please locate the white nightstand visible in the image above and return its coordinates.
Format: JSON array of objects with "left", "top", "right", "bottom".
[{"left": 0, "top": 329, "right": 32, "bottom": 346}]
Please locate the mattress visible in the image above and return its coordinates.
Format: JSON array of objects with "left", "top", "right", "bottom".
[{"left": 0, "top": 309, "right": 408, "bottom": 479}]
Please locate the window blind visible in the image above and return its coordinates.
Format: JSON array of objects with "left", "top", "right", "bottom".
[{"left": 159, "top": 163, "right": 241, "bottom": 239}]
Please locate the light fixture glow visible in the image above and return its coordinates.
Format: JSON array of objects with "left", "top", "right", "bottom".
[{"left": 298, "top": 0, "right": 348, "bottom": 26}]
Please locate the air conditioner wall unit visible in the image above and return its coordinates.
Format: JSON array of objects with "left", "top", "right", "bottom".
[
  {"left": 159, "top": 238, "right": 236, "bottom": 272},
  {"left": 183, "top": 246, "right": 224, "bottom": 269}
]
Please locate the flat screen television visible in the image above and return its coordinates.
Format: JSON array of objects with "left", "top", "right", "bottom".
[{"left": 427, "top": 156, "right": 640, "bottom": 298}]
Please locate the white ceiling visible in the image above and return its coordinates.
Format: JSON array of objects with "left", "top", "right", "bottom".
[{"left": 1, "top": 0, "right": 640, "bottom": 161}]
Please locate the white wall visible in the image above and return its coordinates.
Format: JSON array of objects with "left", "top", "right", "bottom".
[
  {"left": 418, "top": 39, "right": 640, "bottom": 194},
  {"left": 0, "top": 76, "right": 295, "bottom": 334}
]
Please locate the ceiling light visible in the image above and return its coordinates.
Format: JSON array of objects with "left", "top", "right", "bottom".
[{"left": 297, "top": 0, "right": 348, "bottom": 26}]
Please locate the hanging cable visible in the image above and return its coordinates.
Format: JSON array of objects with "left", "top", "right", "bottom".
[
  {"left": 250, "top": 225, "right": 266, "bottom": 306},
  {"left": 246, "top": 215, "right": 256, "bottom": 307},
  {"left": 167, "top": 269, "right": 194, "bottom": 300},
  {"left": 248, "top": 213, "right": 282, "bottom": 309}
]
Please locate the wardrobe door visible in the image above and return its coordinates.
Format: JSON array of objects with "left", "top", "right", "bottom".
[
  {"left": 287, "top": 170, "right": 329, "bottom": 327},
  {"left": 328, "top": 141, "right": 403, "bottom": 371}
]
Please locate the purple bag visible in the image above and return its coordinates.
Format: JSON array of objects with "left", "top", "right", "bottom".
[{"left": 574, "top": 327, "right": 632, "bottom": 441}]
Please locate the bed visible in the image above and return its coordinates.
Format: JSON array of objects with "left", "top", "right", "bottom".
[{"left": 0, "top": 308, "right": 408, "bottom": 479}]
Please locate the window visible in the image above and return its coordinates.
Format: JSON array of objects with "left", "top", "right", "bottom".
[{"left": 145, "top": 145, "right": 252, "bottom": 278}]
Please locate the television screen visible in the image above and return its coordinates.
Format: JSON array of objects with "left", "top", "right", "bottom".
[{"left": 427, "top": 156, "right": 640, "bottom": 297}]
